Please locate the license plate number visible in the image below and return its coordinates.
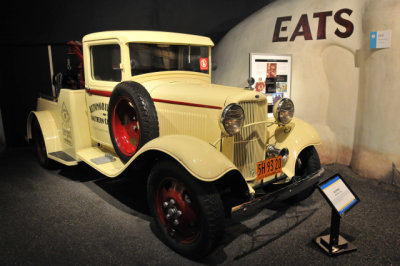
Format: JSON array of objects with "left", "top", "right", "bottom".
[{"left": 257, "top": 156, "right": 283, "bottom": 180}]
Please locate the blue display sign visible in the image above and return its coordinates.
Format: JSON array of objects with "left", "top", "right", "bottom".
[{"left": 318, "top": 174, "right": 359, "bottom": 215}]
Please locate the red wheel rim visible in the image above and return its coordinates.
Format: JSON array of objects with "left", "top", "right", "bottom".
[
  {"left": 155, "top": 177, "right": 200, "bottom": 244},
  {"left": 112, "top": 96, "right": 140, "bottom": 156}
]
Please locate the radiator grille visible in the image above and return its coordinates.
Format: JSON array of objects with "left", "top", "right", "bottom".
[{"left": 234, "top": 101, "right": 267, "bottom": 180}]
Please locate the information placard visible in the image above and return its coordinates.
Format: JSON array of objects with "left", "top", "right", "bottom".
[
  {"left": 249, "top": 53, "right": 291, "bottom": 115},
  {"left": 318, "top": 174, "right": 359, "bottom": 215}
]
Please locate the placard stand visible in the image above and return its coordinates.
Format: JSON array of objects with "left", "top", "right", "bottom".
[
  {"left": 315, "top": 173, "right": 359, "bottom": 256},
  {"left": 314, "top": 209, "right": 357, "bottom": 256}
]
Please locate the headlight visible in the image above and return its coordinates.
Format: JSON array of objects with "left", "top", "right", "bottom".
[
  {"left": 266, "top": 144, "right": 289, "bottom": 164},
  {"left": 273, "top": 98, "right": 294, "bottom": 124},
  {"left": 221, "top": 103, "right": 244, "bottom": 136}
]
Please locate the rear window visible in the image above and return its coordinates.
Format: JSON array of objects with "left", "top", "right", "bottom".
[{"left": 129, "top": 43, "right": 210, "bottom": 76}]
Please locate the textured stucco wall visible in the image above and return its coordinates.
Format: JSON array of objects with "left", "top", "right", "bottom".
[
  {"left": 351, "top": 0, "right": 400, "bottom": 179},
  {"left": 213, "top": 0, "right": 400, "bottom": 179}
]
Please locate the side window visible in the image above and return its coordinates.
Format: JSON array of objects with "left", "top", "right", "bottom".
[{"left": 91, "top": 44, "right": 121, "bottom": 81}]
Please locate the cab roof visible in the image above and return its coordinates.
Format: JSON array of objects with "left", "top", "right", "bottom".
[{"left": 83, "top": 30, "right": 214, "bottom": 46}]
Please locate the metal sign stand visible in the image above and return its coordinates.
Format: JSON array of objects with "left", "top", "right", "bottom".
[
  {"left": 314, "top": 208, "right": 357, "bottom": 256},
  {"left": 315, "top": 173, "right": 359, "bottom": 256}
]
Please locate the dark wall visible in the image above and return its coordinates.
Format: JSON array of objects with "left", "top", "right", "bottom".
[{"left": 0, "top": 0, "right": 273, "bottom": 146}]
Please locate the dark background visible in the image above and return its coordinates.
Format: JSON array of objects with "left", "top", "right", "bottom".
[{"left": 0, "top": 0, "right": 273, "bottom": 147}]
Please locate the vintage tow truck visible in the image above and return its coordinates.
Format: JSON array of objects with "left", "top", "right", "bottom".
[{"left": 26, "top": 31, "right": 324, "bottom": 258}]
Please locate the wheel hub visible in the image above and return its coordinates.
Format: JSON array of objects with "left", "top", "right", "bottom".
[
  {"left": 112, "top": 96, "right": 140, "bottom": 157},
  {"left": 155, "top": 178, "right": 200, "bottom": 243},
  {"left": 163, "top": 199, "right": 182, "bottom": 226}
]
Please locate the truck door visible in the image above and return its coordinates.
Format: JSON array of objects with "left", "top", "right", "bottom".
[{"left": 84, "top": 41, "right": 123, "bottom": 150}]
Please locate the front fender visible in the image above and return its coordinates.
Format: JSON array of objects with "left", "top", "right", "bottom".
[
  {"left": 132, "top": 135, "right": 238, "bottom": 182},
  {"left": 27, "top": 111, "right": 63, "bottom": 153},
  {"left": 272, "top": 118, "right": 321, "bottom": 178}
]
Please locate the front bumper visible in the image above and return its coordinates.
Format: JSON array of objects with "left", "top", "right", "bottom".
[{"left": 231, "top": 168, "right": 325, "bottom": 219}]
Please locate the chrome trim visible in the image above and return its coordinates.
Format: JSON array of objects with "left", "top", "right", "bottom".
[
  {"left": 266, "top": 144, "right": 289, "bottom": 164},
  {"left": 233, "top": 100, "right": 267, "bottom": 180}
]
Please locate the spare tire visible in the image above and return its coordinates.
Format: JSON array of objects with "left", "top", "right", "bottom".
[{"left": 108, "top": 81, "right": 159, "bottom": 163}]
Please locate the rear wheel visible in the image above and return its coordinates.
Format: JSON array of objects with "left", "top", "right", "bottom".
[
  {"left": 147, "top": 160, "right": 224, "bottom": 258},
  {"left": 32, "top": 119, "right": 56, "bottom": 169}
]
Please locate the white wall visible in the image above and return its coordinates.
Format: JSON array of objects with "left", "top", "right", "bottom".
[{"left": 213, "top": 0, "right": 400, "bottom": 179}]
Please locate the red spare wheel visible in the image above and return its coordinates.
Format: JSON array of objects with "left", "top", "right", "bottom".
[{"left": 108, "top": 81, "right": 159, "bottom": 163}]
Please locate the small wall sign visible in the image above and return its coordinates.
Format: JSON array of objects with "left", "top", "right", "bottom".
[{"left": 370, "top": 30, "right": 391, "bottom": 49}]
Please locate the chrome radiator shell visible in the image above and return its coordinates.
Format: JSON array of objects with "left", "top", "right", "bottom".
[{"left": 233, "top": 100, "right": 268, "bottom": 180}]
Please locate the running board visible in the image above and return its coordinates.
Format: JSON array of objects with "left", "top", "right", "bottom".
[
  {"left": 76, "top": 147, "right": 124, "bottom": 177},
  {"left": 48, "top": 151, "right": 78, "bottom": 166}
]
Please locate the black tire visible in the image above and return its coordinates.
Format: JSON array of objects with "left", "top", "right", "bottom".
[
  {"left": 32, "top": 119, "right": 56, "bottom": 169},
  {"left": 108, "top": 81, "right": 159, "bottom": 163},
  {"left": 147, "top": 160, "right": 224, "bottom": 259},
  {"left": 287, "top": 146, "right": 321, "bottom": 202}
]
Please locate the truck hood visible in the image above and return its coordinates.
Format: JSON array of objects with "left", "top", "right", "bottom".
[{"left": 146, "top": 80, "right": 263, "bottom": 109}]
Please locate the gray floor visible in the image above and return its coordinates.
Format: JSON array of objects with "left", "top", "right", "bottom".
[{"left": 0, "top": 147, "right": 399, "bottom": 265}]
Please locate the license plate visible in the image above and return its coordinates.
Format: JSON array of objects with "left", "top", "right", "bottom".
[{"left": 257, "top": 156, "right": 283, "bottom": 180}]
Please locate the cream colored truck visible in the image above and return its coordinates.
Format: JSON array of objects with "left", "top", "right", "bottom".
[{"left": 26, "top": 31, "right": 324, "bottom": 258}]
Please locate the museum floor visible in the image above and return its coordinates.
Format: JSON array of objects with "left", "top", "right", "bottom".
[{"left": 0, "top": 147, "right": 399, "bottom": 265}]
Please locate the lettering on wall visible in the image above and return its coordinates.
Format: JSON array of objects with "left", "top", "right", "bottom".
[{"left": 273, "top": 8, "right": 354, "bottom": 42}]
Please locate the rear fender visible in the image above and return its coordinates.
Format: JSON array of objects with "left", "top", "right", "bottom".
[
  {"left": 273, "top": 118, "right": 321, "bottom": 178},
  {"left": 27, "top": 111, "right": 62, "bottom": 153}
]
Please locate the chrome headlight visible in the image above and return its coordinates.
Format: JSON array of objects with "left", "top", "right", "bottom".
[
  {"left": 266, "top": 144, "right": 289, "bottom": 164},
  {"left": 273, "top": 98, "right": 294, "bottom": 125},
  {"left": 220, "top": 103, "right": 244, "bottom": 136}
]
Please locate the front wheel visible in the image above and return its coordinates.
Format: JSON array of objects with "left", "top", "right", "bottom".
[
  {"left": 287, "top": 146, "right": 321, "bottom": 202},
  {"left": 147, "top": 160, "right": 224, "bottom": 258}
]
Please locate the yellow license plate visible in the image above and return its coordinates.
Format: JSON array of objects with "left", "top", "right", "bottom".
[{"left": 257, "top": 156, "right": 283, "bottom": 180}]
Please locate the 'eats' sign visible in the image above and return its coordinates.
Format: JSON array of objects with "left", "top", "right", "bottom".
[{"left": 272, "top": 8, "right": 354, "bottom": 42}]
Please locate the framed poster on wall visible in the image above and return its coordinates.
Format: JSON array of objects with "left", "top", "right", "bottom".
[{"left": 249, "top": 53, "right": 292, "bottom": 114}]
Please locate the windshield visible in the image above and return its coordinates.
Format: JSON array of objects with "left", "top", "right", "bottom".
[{"left": 129, "top": 43, "right": 210, "bottom": 76}]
